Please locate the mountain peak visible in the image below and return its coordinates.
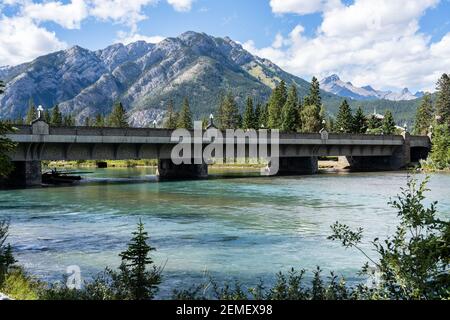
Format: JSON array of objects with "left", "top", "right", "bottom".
[{"left": 321, "top": 74, "right": 341, "bottom": 83}]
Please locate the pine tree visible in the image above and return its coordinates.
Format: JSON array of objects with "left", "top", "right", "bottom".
[
  {"left": 309, "top": 77, "right": 322, "bottom": 108},
  {"left": 50, "top": 105, "right": 63, "bottom": 126},
  {"left": 335, "top": 100, "right": 354, "bottom": 133},
  {"left": 25, "top": 99, "right": 37, "bottom": 124},
  {"left": 84, "top": 117, "right": 91, "bottom": 127},
  {"left": 108, "top": 102, "right": 129, "bottom": 128},
  {"left": 268, "top": 81, "right": 287, "bottom": 129},
  {"left": 177, "top": 97, "right": 193, "bottom": 129},
  {"left": 254, "top": 103, "right": 262, "bottom": 129},
  {"left": 300, "top": 104, "right": 322, "bottom": 133},
  {"left": 118, "top": 220, "right": 161, "bottom": 300},
  {"left": 281, "top": 85, "right": 299, "bottom": 132},
  {"left": 44, "top": 109, "right": 51, "bottom": 123},
  {"left": 63, "top": 114, "right": 75, "bottom": 126},
  {"left": 382, "top": 110, "right": 396, "bottom": 135},
  {"left": 414, "top": 94, "right": 434, "bottom": 135},
  {"left": 0, "top": 123, "right": 17, "bottom": 178},
  {"left": 0, "top": 221, "right": 17, "bottom": 285},
  {"left": 94, "top": 114, "right": 105, "bottom": 127},
  {"left": 242, "top": 97, "right": 255, "bottom": 130},
  {"left": 259, "top": 103, "right": 269, "bottom": 128},
  {"left": 164, "top": 100, "right": 178, "bottom": 129},
  {"left": 217, "top": 93, "right": 240, "bottom": 130},
  {"left": 353, "top": 107, "right": 368, "bottom": 134},
  {"left": 435, "top": 73, "right": 450, "bottom": 126}
]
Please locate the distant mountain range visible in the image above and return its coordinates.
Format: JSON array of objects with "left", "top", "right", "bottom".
[
  {"left": 0, "top": 31, "right": 421, "bottom": 126},
  {"left": 320, "top": 74, "right": 424, "bottom": 101}
]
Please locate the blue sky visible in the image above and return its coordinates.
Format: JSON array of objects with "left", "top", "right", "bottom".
[{"left": 1, "top": 0, "right": 450, "bottom": 92}]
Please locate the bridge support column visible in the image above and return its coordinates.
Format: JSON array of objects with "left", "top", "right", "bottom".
[
  {"left": 0, "top": 161, "right": 42, "bottom": 188},
  {"left": 344, "top": 133, "right": 411, "bottom": 171},
  {"left": 156, "top": 159, "right": 208, "bottom": 181},
  {"left": 277, "top": 157, "right": 319, "bottom": 175}
]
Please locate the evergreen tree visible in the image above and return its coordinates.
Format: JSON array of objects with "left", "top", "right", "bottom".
[
  {"left": 43, "top": 109, "right": 51, "bottom": 123},
  {"left": 25, "top": 99, "right": 37, "bottom": 124},
  {"left": 308, "top": 77, "right": 322, "bottom": 108},
  {"left": 108, "top": 102, "right": 129, "bottom": 128},
  {"left": 382, "top": 110, "right": 396, "bottom": 135},
  {"left": 0, "top": 221, "right": 17, "bottom": 286},
  {"left": 352, "top": 107, "right": 368, "bottom": 134},
  {"left": 300, "top": 104, "right": 322, "bottom": 133},
  {"left": 335, "top": 100, "right": 354, "bottom": 133},
  {"left": 117, "top": 220, "right": 161, "bottom": 300},
  {"left": 0, "top": 123, "right": 16, "bottom": 178},
  {"left": 84, "top": 117, "right": 91, "bottom": 127},
  {"left": 268, "top": 81, "right": 287, "bottom": 129},
  {"left": 242, "top": 97, "right": 256, "bottom": 130},
  {"left": 177, "top": 97, "right": 193, "bottom": 129},
  {"left": 259, "top": 103, "right": 269, "bottom": 129},
  {"left": 164, "top": 100, "right": 178, "bottom": 129},
  {"left": 254, "top": 103, "right": 262, "bottom": 129},
  {"left": 281, "top": 85, "right": 299, "bottom": 132},
  {"left": 63, "top": 114, "right": 75, "bottom": 126},
  {"left": 217, "top": 93, "right": 240, "bottom": 130},
  {"left": 428, "top": 124, "right": 450, "bottom": 170},
  {"left": 435, "top": 73, "right": 450, "bottom": 126},
  {"left": 50, "top": 105, "right": 63, "bottom": 126},
  {"left": 94, "top": 114, "right": 105, "bottom": 127},
  {"left": 414, "top": 94, "right": 434, "bottom": 135}
]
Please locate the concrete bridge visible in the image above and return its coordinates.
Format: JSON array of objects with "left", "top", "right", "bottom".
[{"left": 2, "top": 119, "right": 431, "bottom": 187}]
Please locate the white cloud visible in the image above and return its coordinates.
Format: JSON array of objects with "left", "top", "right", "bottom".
[
  {"left": 247, "top": 0, "right": 446, "bottom": 92},
  {"left": 270, "top": 0, "right": 342, "bottom": 15},
  {"left": 21, "top": 0, "right": 89, "bottom": 29},
  {"left": 0, "top": 15, "right": 67, "bottom": 66},
  {"left": 167, "top": 0, "right": 195, "bottom": 12}
]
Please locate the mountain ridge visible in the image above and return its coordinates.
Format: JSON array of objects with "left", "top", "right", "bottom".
[
  {"left": 320, "top": 74, "right": 424, "bottom": 102},
  {"left": 0, "top": 31, "right": 420, "bottom": 126}
]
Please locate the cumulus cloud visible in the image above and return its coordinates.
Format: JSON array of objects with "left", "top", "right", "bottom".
[
  {"left": 247, "top": 0, "right": 446, "bottom": 91},
  {"left": 0, "top": 15, "right": 67, "bottom": 65},
  {"left": 167, "top": 0, "right": 195, "bottom": 12}
]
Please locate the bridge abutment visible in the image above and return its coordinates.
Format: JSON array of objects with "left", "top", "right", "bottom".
[
  {"left": 156, "top": 159, "right": 208, "bottom": 181},
  {"left": 277, "top": 157, "right": 319, "bottom": 175},
  {"left": 0, "top": 161, "right": 42, "bottom": 188}
]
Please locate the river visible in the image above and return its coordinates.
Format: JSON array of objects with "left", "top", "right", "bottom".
[{"left": 0, "top": 168, "right": 449, "bottom": 298}]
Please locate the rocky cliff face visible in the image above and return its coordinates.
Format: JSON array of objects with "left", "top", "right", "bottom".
[{"left": 0, "top": 31, "right": 313, "bottom": 126}]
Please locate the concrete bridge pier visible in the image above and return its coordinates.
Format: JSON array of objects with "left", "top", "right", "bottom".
[
  {"left": 277, "top": 157, "right": 319, "bottom": 175},
  {"left": 342, "top": 133, "right": 412, "bottom": 171},
  {"left": 156, "top": 159, "right": 208, "bottom": 181},
  {"left": 1, "top": 161, "right": 42, "bottom": 188}
]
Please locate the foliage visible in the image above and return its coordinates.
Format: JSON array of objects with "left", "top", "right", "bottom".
[
  {"left": 164, "top": 100, "right": 178, "bottom": 129},
  {"left": 1, "top": 267, "right": 43, "bottom": 300},
  {"left": 0, "top": 220, "right": 16, "bottom": 286},
  {"left": 436, "top": 73, "right": 450, "bottom": 127},
  {"left": 94, "top": 114, "right": 105, "bottom": 127},
  {"left": 335, "top": 100, "right": 354, "bottom": 133},
  {"left": 382, "top": 110, "right": 396, "bottom": 135},
  {"left": 268, "top": 81, "right": 287, "bottom": 129},
  {"left": 329, "top": 177, "right": 450, "bottom": 300},
  {"left": 177, "top": 97, "right": 193, "bottom": 129},
  {"left": 281, "top": 85, "right": 299, "bottom": 132},
  {"left": 300, "top": 104, "right": 322, "bottom": 133},
  {"left": 108, "top": 102, "right": 128, "bottom": 128},
  {"left": 422, "top": 124, "right": 450, "bottom": 170},
  {"left": 0, "top": 122, "right": 17, "bottom": 178},
  {"left": 242, "top": 97, "right": 256, "bottom": 130},
  {"left": 25, "top": 99, "right": 37, "bottom": 124},
  {"left": 352, "top": 107, "right": 368, "bottom": 134},
  {"left": 50, "top": 105, "right": 63, "bottom": 126},
  {"left": 414, "top": 94, "right": 434, "bottom": 135},
  {"left": 304, "top": 77, "right": 321, "bottom": 109}
]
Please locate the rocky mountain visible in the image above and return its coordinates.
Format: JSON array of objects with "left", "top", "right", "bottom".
[
  {"left": 320, "top": 74, "right": 422, "bottom": 101},
  {"left": 0, "top": 32, "right": 419, "bottom": 126}
]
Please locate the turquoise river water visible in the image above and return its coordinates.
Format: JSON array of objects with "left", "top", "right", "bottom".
[{"left": 0, "top": 168, "right": 449, "bottom": 298}]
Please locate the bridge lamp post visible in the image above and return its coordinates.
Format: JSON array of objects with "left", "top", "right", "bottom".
[{"left": 153, "top": 120, "right": 157, "bottom": 128}]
